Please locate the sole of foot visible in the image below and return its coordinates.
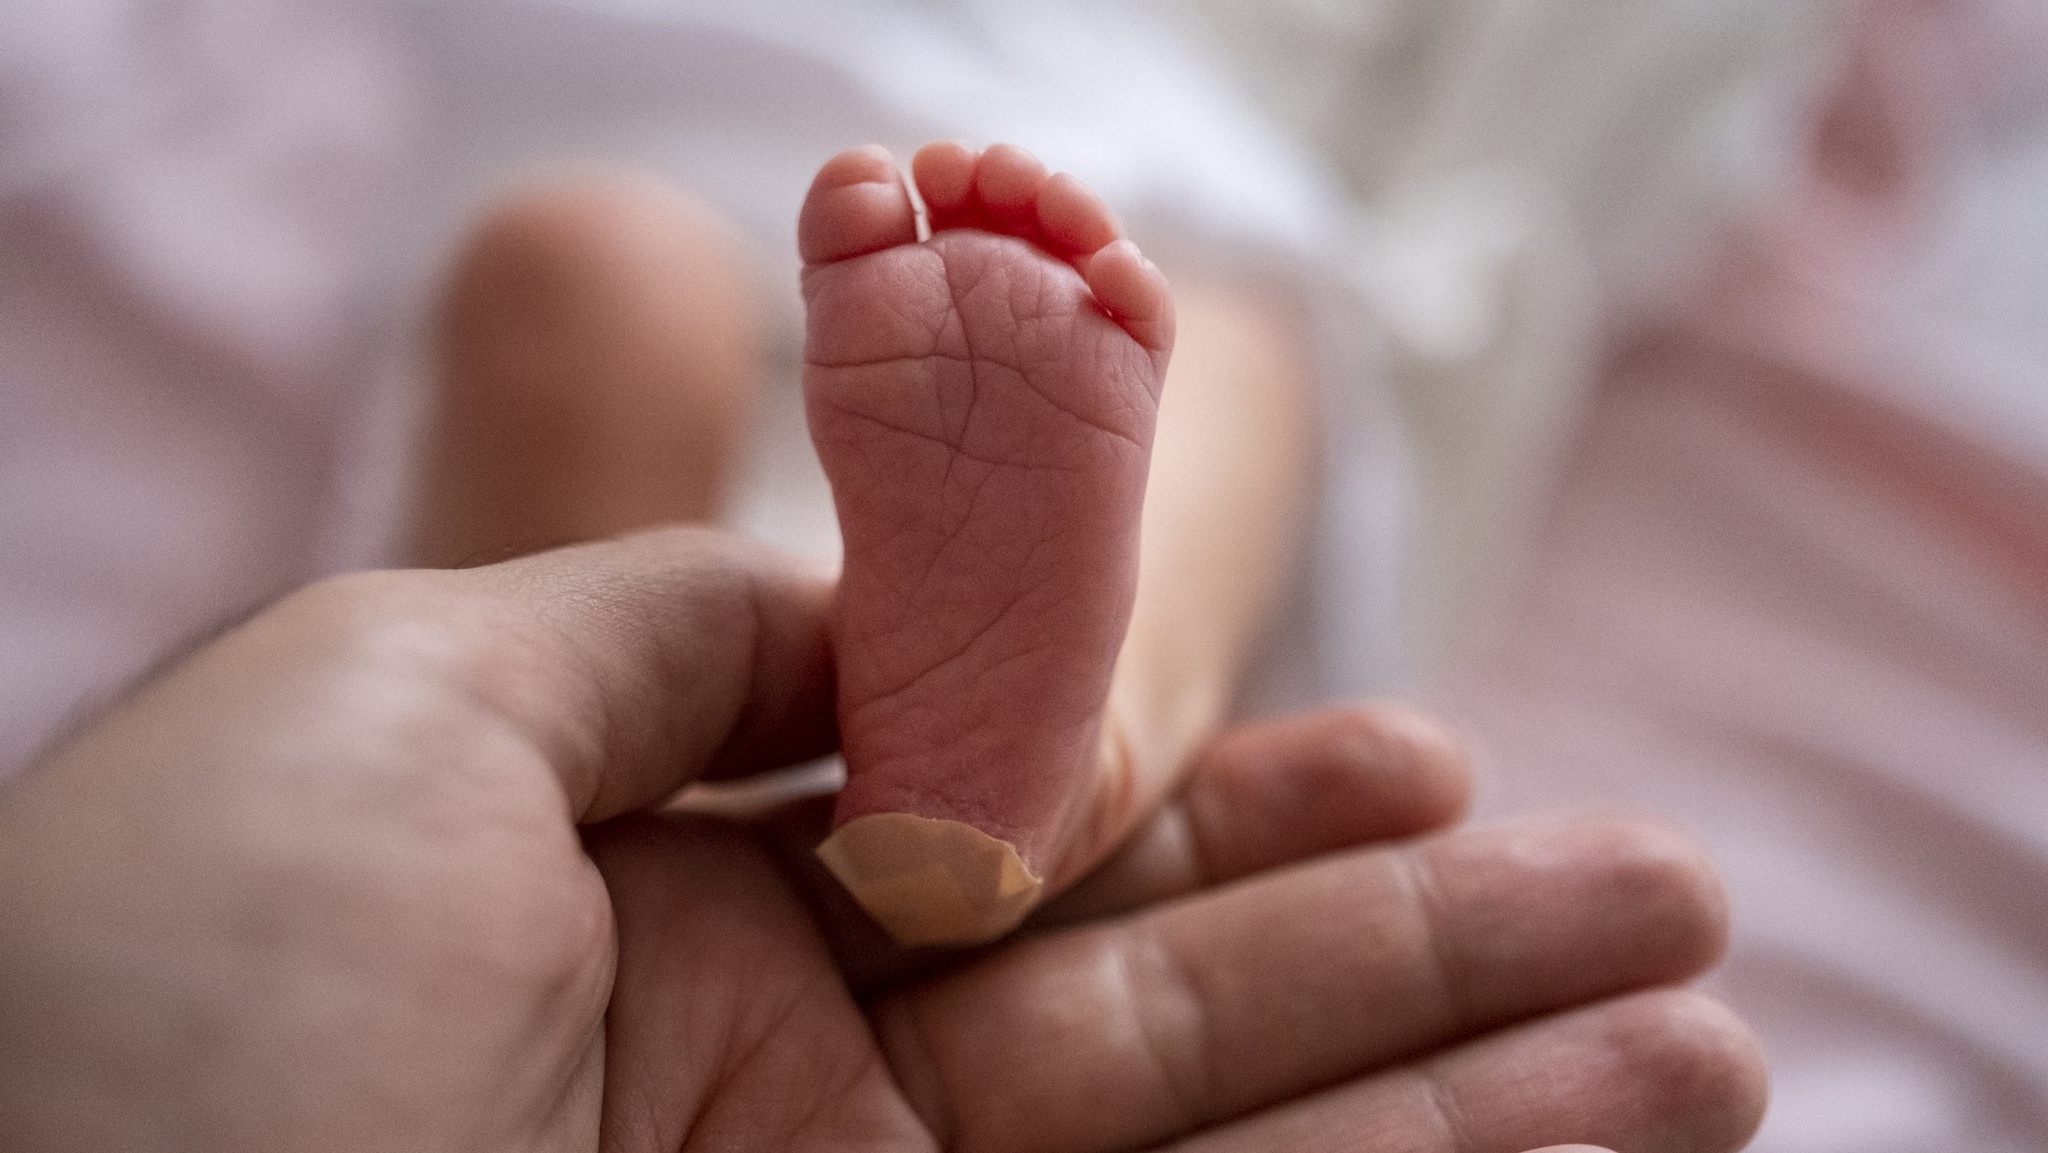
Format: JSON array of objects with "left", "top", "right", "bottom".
[{"left": 799, "top": 142, "right": 1174, "bottom": 946}]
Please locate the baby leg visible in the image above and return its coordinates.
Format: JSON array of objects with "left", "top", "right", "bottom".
[{"left": 413, "top": 170, "right": 763, "bottom": 567}]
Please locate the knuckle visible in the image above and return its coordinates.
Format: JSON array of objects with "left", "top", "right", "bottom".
[
  {"left": 283, "top": 570, "right": 544, "bottom": 691},
  {"left": 1121, "top": 927, "right": 1219, "bottom": 1125},
  {"left": 273, "top": 571, "right": 571, "bottom": 779}
]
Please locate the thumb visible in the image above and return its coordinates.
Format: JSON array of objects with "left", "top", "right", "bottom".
[
  {"left": 446, "top": 528, "right": 837, "bottom": 821},
  {"left": 57, "top": 527, "right": 837, "bottom": 826}
]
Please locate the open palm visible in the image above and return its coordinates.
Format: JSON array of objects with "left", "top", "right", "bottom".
[{"left": 0, "top": 531, "right": 1763, "bottom": 1153}]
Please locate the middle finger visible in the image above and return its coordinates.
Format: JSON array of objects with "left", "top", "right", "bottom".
[{"left": 1032, "top": 703, "right": 1473, "bottom": 928}]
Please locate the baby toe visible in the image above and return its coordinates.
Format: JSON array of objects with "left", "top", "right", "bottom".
[
  {"left": 912, "top": 140, "right": 980, "bottom": 227},
  {"left": 1084, "top": 240, "right": 1175, "bottom": 356},
  {"left": 1036, "top": 172, "right": 1122, "bottom": 256},
  {"left": 972, "top": 143, "right": 1051, "bottom": 234},
  {"left": 799, "top": 145, "right": 918, "bottom": 266}
]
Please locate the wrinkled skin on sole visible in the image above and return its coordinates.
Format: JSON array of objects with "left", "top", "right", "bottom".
[{"left": 800, "top": 142, "right": 1172, "bottom": 942}]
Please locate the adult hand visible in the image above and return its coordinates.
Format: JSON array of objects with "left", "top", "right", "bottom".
[{"left": 0, "top": 529, "right": 1765, "bottom": 1151}]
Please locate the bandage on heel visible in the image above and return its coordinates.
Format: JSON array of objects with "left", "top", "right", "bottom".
[{"left": 815, "top": 813, "right": 1044, "bottom": 947}]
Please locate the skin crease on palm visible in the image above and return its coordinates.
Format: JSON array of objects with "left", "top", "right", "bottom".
[{"left": 0, "top": 148, "right": 1768, "bottom": 1150}]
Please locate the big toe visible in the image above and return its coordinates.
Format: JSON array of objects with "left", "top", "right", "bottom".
[{"left": 798, "top": 145, "right": 919, "bottom": 266}]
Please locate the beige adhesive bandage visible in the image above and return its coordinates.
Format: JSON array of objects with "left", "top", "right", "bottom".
[{"left": 816, "top": 813, "right": 1044, "bottom": 947}]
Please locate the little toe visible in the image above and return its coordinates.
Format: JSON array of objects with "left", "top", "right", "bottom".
[
  {"left": 1036, "top": 172, "right": 1122, "bottom": 256},
  {"left": 798, "top": 145, "right": 918, "bottom": 266},
  {"left": 911, "top": 140, "right": 980, "bottom": 228},
  {"left": 972, "top": 143, "right": 1051, "bottom": 235},
  {"left": 1084, "top": 239, "right": 1175, "bottom": 354}
]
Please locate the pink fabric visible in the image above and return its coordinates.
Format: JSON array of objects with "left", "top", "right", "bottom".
[{"left": 1459, "top": 1, "right": 2048, "bottom": 1146}]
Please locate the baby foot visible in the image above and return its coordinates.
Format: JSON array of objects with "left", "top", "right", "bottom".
[{"left": 800, "top": 142, "right": 1174, "bottom": 946}]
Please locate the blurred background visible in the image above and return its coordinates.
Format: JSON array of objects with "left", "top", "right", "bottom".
[{"left": 2, "top": 0, "right": 2045, "bottom": 1148}]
